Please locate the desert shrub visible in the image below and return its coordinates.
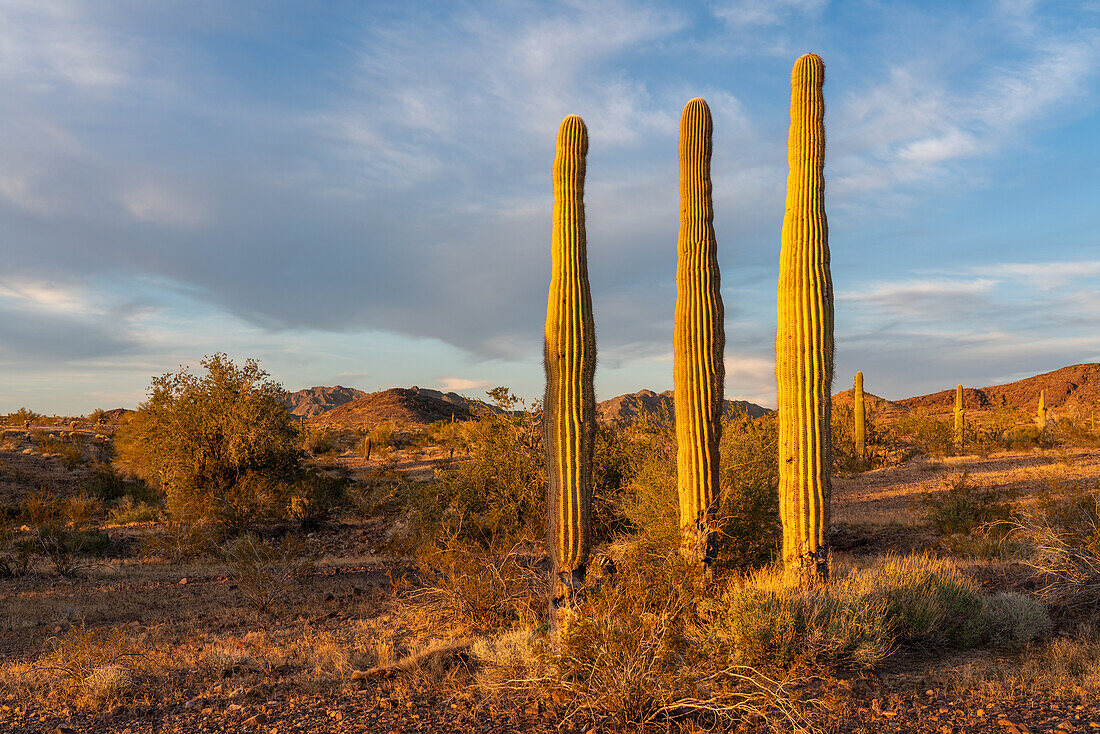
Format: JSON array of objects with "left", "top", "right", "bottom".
[
  {"left": 887, "top": 409, "right": 953, "bottom": 458},
  {"left": 403, "top": 388, "right": 545, "bottom": 548},
  {"left": 5, "top": 407, "right": 40, "bottom": 427},
  {"left": 81, "top": 462, "right": 154, "bottom": 503},
  {"left": 106, "top": 497, "right": 164, "bottom": 525},
  {"left": 228, "top": 534, "right": 315, "bottom": 615},
  {"left": 710, "top": 555, "right": 987, "bottom": 674},
  {"left": 30, "top": 431, "right": 85, "bottom": 468},
  {"left": 18, "top": 493, "right": 108, "bottom": 576},
  {"left": 924, "top": 471, "right": 1013, "bottom": 536},
  {"left": 114, "top": 354, "right": 303, "bottom": 531},
  {"left": 1006, "top": 480, "right": 1100, "bottom": 613},
  {"left": 283, "top": 470, "right": 349, "bottom": 530},
  {"left": 1046, "top": 415, "right": 1100, "bottom": 449},
  {"left": 405, "top": 537, "right": 544, "bottom": 631},
  {"left": 140, "top": 521, "right": 219, "bottom": 562},
  {"left": 982, "top": 592, "right": 1052, "bottom": 649},
  {"left": 0, "top": 524, "right": 34, "bottom": 577},
  {"left": 302, "top": 425, "right": 338, "bottom": 456}
]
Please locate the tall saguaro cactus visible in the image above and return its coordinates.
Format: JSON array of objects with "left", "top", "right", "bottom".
[
  {"left": 954, "top": 385, "right": 965, "bottom": 454},
  {"left": 853, "top": 372, "right": 866, "bottom": 461},
  {"left": 1037, "top": 390, "right": 1047, "bottom": 433},
  {"left": 674, "top": 98, "right": 725, "bottom": 568},
  {"left": 544, "top": 115, "right": 596, "bottom": 614},
  {"left": 776, "top": 53, "right": 833, "bottom": 586}
]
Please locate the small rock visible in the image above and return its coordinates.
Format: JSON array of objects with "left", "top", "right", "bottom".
[
  {"left": 54, "top": 728, "right": 76, "bottom": 734},
  {"left": 227, "top": 704, "right": 242, "bottom": 712},
  {"left": 245, "top": 713, "right": 269, "bottom": 726},
  {"left": 201, "top": 707, "right": 213, "bottom": 715},
  {"left": 179, "top": 578, "right": 188, "bottom": 585}
]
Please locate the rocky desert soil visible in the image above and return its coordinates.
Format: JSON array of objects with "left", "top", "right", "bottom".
[{"left": 2, "top": 432, "right": 1100, "bottom": 733}]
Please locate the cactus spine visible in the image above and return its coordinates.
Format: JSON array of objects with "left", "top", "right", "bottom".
[
  {"left": 1037, "top": 390, "right": 1047, "bottom": 433},
  {"left": 954, "top": 385, "right": 965, "bottom": 454},
  {"left": 853, "top": 372, "right": 866, "bottom": 460},
  {"left": 544, "top": 115, "right": 595, "bottom": 613},
  {"left": 674, "top": 98, "right": 725, "bottom": 568},
  {"left": 776, "top": 53, "right": 833, "bottom": 586}
]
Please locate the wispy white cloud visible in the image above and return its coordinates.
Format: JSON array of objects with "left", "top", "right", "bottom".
[
  {"left": 711, "top": 0, "right": 826, "bottom": 27},
  {"left": 832, "top": 8, "right": 1100, "bottom": 200}
]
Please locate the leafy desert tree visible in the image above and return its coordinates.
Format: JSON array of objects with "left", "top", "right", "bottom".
[{"left": 114, "top": 354, "right": 302, "bottom": 531}]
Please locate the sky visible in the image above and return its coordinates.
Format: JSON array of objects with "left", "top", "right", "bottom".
[{"left": 1, "top": 0, "right": 1099, "bottom": 414}]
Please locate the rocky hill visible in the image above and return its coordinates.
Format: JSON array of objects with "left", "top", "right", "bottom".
[
  {"left": 897, "top": 363, "right": 1100, "bottom": 412},
  {"left": 281, "top": 385, "right": 366, "bottom": 418},
  {"left": 831, "top": 389, "right": 907, "bottom": 416},
  {"left": 597, "top": 389, "right": 770, "bottom": 423},
  {"left": 310, "top": 387, "right": 474, "bottom": 429}
]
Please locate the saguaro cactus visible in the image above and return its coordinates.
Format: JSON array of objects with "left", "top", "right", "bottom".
[
  {"left": 544, "top": 115, "right": 596, "bottom": 614},
  {"left": 1037, "top": 390, "right": 1047, "bottom": 433},
  {"left": 776, "top": 53, "right": 833, "bottom": 586},
  {"left": 674, "top": 98, "right": 725, "bottom": 568},
  {"left": 954, "top": 385, "right": 965, "bottom": 454},
  {"left": 853, "top": 372, "right": 866, "bottom": 461}
]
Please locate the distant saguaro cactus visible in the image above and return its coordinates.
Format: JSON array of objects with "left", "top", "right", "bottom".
[
  {"left": 674, "top": 98, "right": 725, "bottom": 569},
  {"left": 1037, "top": 390, "right": 1047, "bottom": 433},
  {"left": 954, "top": 385, "right": 965, "bottom": 454},
  {"left": 853, "top": 372, "right": 866, "bottom": 460},
  {"left": 544, "top": 115, "right": 595, "bottom": 618},
  {"left": 776, "top": 53, "right": 833, "bottom": 586}
]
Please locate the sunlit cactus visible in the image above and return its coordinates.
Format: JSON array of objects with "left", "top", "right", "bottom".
[
  {"left": 853, "top": 372, "right": 866, "bottom": 460},
  {"left": 1037, "top": 390, "right": 1047, "bottom": 433},
  {"left": 776, "top": 53, "right": 833, "bottom": 586},
  {"left": 544, "top": 115, "right": 595, "bottom": 618},
  {"left": 954, "top": 385, "right": 965, "bottom": 454},
  {"left": 673, "top": 98, "right": 725, "bottom": 569}
]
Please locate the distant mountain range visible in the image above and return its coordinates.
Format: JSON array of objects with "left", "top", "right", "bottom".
[
  {"left": 307, "top": 387, "right": 474, "bottom": 429},
  {"left": 596, "top": 389, "right": 770, "bottom": 423},
  {"left": 280, "top": 385, "right": 366, "bottom": 418},
  {"left": 285, "top": 363, "right": 1100, "bottom": 430}
]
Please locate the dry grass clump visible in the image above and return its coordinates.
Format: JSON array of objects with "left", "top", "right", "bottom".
[
  {"left": 537, "top": 544, "right": 813, "bottom": 732},
  {"left": 710, "top": 555, "right": 987, "bottom": 674},
  {"left": 1005, "top": 480, "right": 1100, "bottom": 613},
  {"left": 18, "top": 621, "right": 144, "bottom": 709}
]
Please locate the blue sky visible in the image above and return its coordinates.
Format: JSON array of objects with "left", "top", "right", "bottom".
[{"left": 1, "top": 0, "right": 1099, "bottom": 414}]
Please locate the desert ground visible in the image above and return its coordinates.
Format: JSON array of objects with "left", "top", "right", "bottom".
[{"left": 1, "top": 419, "right": 1098, "bottom": 734}]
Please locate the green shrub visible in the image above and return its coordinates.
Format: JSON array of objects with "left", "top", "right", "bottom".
[
  {"left": 982, "top": 592, "right": 1052, "bottom": 649},
  {"left": 106, "top": 497, "right": 164, "bottom": 525},
  {"left": 283, "top": 470, "right": 349, "bottom": 530},
  {"left": 113, "top": 354, "right": 303, "bottom": 531},
  {"left": 709, "top": 555, "right": 987, "bottom": 673},
  {"left": 887, "top": 409, "right": 953, "bottom": 458},
  {"left": 81, "top": 463, "right": 154, "bottom": 503},
  {"left": 924, "top": 471, "right": 1013, "bottom": 536}
]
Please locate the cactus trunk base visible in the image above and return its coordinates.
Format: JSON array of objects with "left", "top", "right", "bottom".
[
  {"left": 785, "top": 546, "right": 829, "bottom": 586},
  {"left": 680, "top": 522, "right": 718, "bottom": 572},
  {"left": 549, "top": 566, "right": 586, "bottom": 635}
]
